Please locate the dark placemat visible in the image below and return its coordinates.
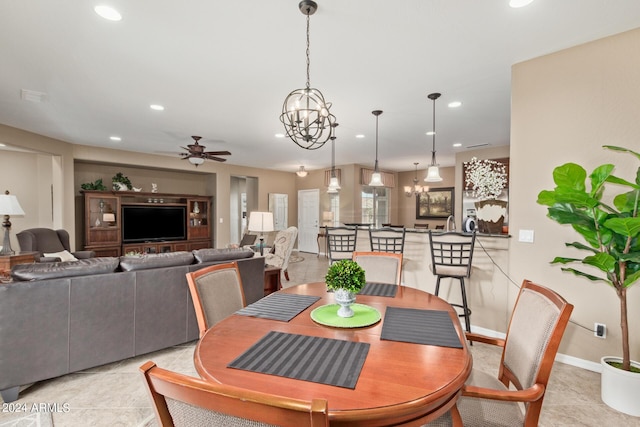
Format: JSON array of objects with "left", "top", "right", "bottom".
[
  {"left": 228, "top": 331, "right": 370, "bottom": 389},
  {"left": 358, "top": 282, "right": 398, "bottom": 297},
  {"left": 235, "top": 293, "right": 320, "bottom": 322},
  {"left": 381, "top": 307, "right": 463, "bottom": 348}
]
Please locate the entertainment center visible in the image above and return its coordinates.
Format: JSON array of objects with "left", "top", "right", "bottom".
[{"left": 82, "top": 190, "right": 212, "bottom": 257}]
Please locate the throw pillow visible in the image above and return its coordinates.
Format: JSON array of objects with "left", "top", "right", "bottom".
[{"left": 44, "top": 250, "right": 78, "bottom": 262}]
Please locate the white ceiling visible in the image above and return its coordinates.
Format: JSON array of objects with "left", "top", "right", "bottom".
[{"left": 1, "top": 1, "right": 639, "bottom": 174}]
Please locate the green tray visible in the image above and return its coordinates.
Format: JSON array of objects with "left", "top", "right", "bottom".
[{"left": 310, "top": 303, "right": 381, "bottom": 328}]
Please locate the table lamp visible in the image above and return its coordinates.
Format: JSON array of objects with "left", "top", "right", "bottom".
[
  {"left": 322, "top": 211, "right": 334, "bottom": 227},
  {"left": 102, "top": 213, "right": 116, "bottom": 226},
  {"left": 248, "top": 212, "right": 274, "bottom": 256},
  {"left": 0, "top": 190, "right": 26, "bottom": 255}
]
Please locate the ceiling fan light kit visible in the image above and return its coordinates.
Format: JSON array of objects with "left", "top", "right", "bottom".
[{"left": 280, "top": 0, "right": 336, "bottom": 150}]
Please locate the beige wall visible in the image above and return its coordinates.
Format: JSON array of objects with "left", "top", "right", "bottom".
[{"left": 510, "top": 27, "right": 640, "bottom": 364}]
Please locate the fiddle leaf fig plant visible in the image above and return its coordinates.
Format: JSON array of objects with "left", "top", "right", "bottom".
[{"left": 537, "top": 145, "right": 640, "bottom": 372}]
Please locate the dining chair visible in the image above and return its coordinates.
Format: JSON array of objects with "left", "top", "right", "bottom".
[
  {"left": 265, "top": 226, "right": 298, "bottom": 281},
  {"left": 369, "top": 227, "right": 406, "bottom": 253},
  {"left": 326, "top": 226, "right": 358, "bottom": 264},
  {"left": 140, "top": 361, "right": 329, "bottom": 427},
  {"left": 352, "top": 251, "right": 403, "bottom": 286},
  {"left": 428, "top": 230, "right": 476, "bottom": 332},
  {"left": 185, "top": 262, "right": 246, "bottom": 338},
  {"left": 426, "top": 280, "right": 574, "bottom": 427},
  {"left": 414, "top": 223, "right": 429, "bottom": 229}
]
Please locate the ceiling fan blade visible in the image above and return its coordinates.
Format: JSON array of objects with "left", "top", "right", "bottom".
[
  {"left": 206, "top": 156, "right": 227, "bottom": 162},
  {"left": 204, "top": 150, "right": 231, "bottom": 156}
]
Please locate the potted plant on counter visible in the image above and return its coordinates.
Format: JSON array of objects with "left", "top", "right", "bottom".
[
  {"left": 464, "top": 157, "right": 508, "bottom": 233},
  {"left": 537, "top": 145, "right": 640, "bottom": 416},
  {"left": 325, "top": 259, "right": 366, "bottom": 318}
]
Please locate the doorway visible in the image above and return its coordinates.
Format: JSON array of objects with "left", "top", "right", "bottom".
[
  {"left": 230, "top": 176, "right": 258, "bottom": 244},
  {"left": 297, "top": 189, "right": 319, "bottom": 253}
]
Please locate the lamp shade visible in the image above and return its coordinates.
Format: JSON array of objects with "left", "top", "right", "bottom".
[
  {"left": 248, "top": 212, "right": 274, "bottom": 233},
  {"left": 368, "top": 171, "right": 384, "bottom": 187},
  {"left": 424, "top": 165, "right": 443, "bottom": 182},
  {"left": 322, "top": 211, "right": 334, "bottom": 221},
  {"left": 0, "top": 194, "right": 25, "bottom": 216},
  {"left": 102, "top": 213, "right": 116, "bottom": 223}
]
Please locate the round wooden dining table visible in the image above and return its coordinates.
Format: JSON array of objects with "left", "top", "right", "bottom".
[{"left": 194, "top": 282, "right": 472, "bottom": 426}]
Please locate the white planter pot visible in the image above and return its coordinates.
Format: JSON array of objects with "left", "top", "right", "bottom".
[
  {"left": 601, "top": 356, "right": 640, "bottom": 417},
  {"left": 333, "top": 288, "right": 356, "bottom": 318}
]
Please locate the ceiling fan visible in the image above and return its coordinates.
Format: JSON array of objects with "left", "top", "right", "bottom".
[{"left": 180, "top": 136, "right": 231, "bottom": 165}]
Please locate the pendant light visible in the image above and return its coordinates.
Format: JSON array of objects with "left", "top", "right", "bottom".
[
  {"left": 279, "top": 0, "right": 336, "bottom": 150},
  {"left": 296, "top": 166, "right": 308, "bottom": 177},
  {"left": 404, "top": 162, "right": 428, "bottom": 197},
  {"left": 369, "top": 110, "right": 384, "bottom": 187},
  {"left": 424, "top": 92, "right": 443, "bottom": 182},
  {"left": 327, "top": 124, "right": 341, "bottom": 193}
]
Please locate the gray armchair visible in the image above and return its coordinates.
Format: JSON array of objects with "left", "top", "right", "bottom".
[{"left": 16, "top": 228, "right": 95, "bottom": 262}]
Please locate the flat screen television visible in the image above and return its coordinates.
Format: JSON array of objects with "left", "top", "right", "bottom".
[{"left": 121, "top": 205, "right": 187, "bottom": 243}]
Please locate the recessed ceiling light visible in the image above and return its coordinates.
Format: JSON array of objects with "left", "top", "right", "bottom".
[
  {"left": 150, "top": 104, "right": 164, "bottom": 111},
  {"left": 275, "top": 133, "right": 285, "bottom": 138},
  {"left": 453, "top": 143, "right": 462, "bottom": 148},
  {"left": 355, "top": 134, "right": 365, "bottom": 139},
  {"left": 426, "top": 131, "right": 435, "bottom": 136},
  {"left": 110, "top": 136, "right": 122, "bottom": 142},
  {"left": 94, "top": 5, "right": 122, "bottom": 21},
  {"left": 509, "top": 0, "right": 535, "bottom": 8},
  {"left": 448, "top": 101, "right": 462, "bottom": 108}
]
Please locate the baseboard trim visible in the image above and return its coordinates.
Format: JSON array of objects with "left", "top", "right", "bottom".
[{"left": 470, "top": 325, "right": 602, "bottom": 373}]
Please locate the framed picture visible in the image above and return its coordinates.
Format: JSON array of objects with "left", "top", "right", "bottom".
[{"left": 416, "top": 187, "right": 454, "bottom": 219}]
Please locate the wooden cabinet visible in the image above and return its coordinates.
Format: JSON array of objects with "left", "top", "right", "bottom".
[
  {"left": 188, "top": 197, "right": 210, "bottom": 240},
  {"left": 82, "top": 191, "right": 213, "bottom": 255},
  {"left": 84, "top": 193, "right": 121, "bottom": 256}
]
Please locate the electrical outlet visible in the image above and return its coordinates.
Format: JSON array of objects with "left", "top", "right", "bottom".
[{"left": 595, "top": 322, "right": 606, "bottom": 339}]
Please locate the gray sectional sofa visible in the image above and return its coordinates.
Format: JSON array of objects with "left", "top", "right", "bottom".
[{"left": 0, "top": 248, "right": 264, "bottom": 402}]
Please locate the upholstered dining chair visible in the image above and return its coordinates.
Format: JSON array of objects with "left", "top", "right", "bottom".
[
  {"left": 428, "top": 230, "right": 476, "bottom": 332},
  {"left": 426, "top": 280, "right": 573, "bottom": 427},
  {"left": 185, "top": 262, "right": 246, "bottom": 338},
  {"left": 326, "top": 226, "right": 358, "bottom": 264},
  {"left": 140, "top": 361, "right": 329, "bottom": 427},
  {"left": 352, "top": 251, "right": 403, "bottom": 286},
  {"left": 369, "top": 227, "right": 406, "bottom": 253},
  {"left": 265, "top": 226, "right": 298, "bottom": 281},
  {"left": 17, "top": 228, "right": 95, "bottom": 262}
]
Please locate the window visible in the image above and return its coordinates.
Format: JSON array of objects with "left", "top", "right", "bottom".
[
  {"left": 361, "top": 187, "right": 389, "bottom": 227},
  {"left": 329, "top": 194, "right": 340, "bottom": 226}
]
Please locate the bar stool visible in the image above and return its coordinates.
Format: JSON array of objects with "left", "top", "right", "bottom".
[{"left": 428, "top": 230, "right": 476, "bottom": 332}]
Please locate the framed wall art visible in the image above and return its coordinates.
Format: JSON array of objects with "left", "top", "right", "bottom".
[{"left": 416, "top": 187, "right": 454, "bottom": 219}]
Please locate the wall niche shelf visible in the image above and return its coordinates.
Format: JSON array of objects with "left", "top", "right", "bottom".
[{"left": 82, "top": 190, "right": 213, "bottom": 257}]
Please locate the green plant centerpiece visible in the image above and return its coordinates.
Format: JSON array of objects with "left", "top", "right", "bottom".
[
  {"left": 112, "top": 172, "right": 132, "bottom": 191},
  {"left": 325, "top": 259, "right": 366, "bottom": 318},
  {"left": 537, "top": 146, "right": 640, "bottom": 375}
]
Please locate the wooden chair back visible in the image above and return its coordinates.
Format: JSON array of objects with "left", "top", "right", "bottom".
[
  {"left": 186, "top": 262, "right": 246, "bottom": 338},
  {"left": 140, "top": 361, "right": 329, "bottom": 427},
  {"left": 352, "top": 251, "right": 403, "bottom": 286}
]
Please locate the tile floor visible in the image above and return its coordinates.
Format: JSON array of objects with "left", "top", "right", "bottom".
[{"left": 1, "top": 253, "right": 638, "bottom": 426}]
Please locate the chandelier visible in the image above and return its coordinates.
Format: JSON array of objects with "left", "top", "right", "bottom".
[
  {"left": 404, "top": 163, "right": 428, "bottom": 197},
  {"left": 280, "top": 0, "right": 336, "bottom": 150},
  {"left": 424, "top": 92, "right": 443, "bottom": 182},
  {"left": 327, "top": 123, "right": 340, "bottom": 193}
]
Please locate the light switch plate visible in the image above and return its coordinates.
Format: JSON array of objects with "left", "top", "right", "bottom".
[{"left": 518, "top": 229, "right": 534, "bottom": 243}]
